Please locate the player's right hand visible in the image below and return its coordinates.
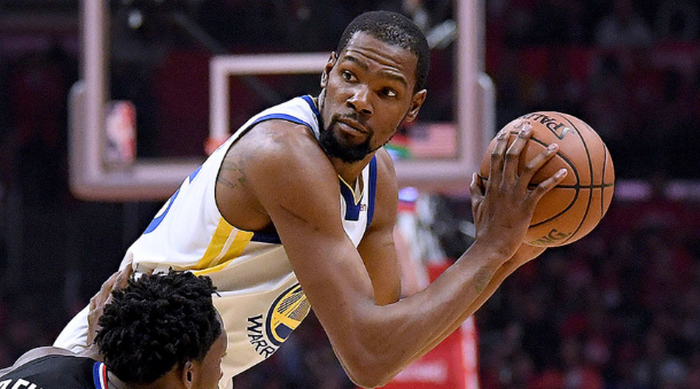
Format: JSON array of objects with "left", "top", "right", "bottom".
[{"left": 469, "top": 124, "right": 567, "bottom": 260}]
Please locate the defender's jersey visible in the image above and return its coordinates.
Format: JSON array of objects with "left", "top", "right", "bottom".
[
  {"left": 132, "top": 96, "right": 377, "bottom": 380},
  {"left": 0, "top": 355, "right": 106, "bottom": 389}
]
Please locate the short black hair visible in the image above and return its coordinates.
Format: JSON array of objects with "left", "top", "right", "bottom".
[
  {"left": 95, "top": 271, "right": 221, "bottom": 384},
  {"left": 336, "top": 11, "right": 430, "bottom": 93}
]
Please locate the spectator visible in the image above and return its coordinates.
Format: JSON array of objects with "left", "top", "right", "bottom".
[
  {"left": 595, "top": 0, "right": 653, "bottom": 48},
  {"left": 655, "top": 0, "right": 700, "bottom": 42}
]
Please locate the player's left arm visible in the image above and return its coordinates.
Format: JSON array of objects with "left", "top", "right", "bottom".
[
  {"left": 357, "top": 149, "right": 402, "bottom": 306},
  {"left": 358, "top": 151, "right": 548, "bottom": 359}
]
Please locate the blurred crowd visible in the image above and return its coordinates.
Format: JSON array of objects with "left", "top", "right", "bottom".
[
  {"left": 477, "top": 192, "right": 700, "bottom": 389},
  {"left": 485, "top": 0, "right": 700, "bottom": 180},
  {"left": 1, "top": 0, "right": 699, "bottom": 388}
]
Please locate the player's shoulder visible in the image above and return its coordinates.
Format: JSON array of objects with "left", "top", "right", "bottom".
[
  {"left": 241, "top": 120, "right": 331, "bottom": 172},
  {"left": 253, "top": 119, "right": 321, "bottom": 151},
  {"left": 0, "top": 349, "right": 94, "bottom": 380},
  {"left": 374, "top": 148, "right": 396, "bottom": 174},
  {"left": 374, "top": 148, "right": 398, "bottom": 193},
  {"left": 7, "top": 347, "right": 78, "bottom": 369},
  {"left": 368, "top": 148, "right": 398, "bottom": 224},
  {"left": 223, "top": 119, "right": 338, "bottom": 202}
]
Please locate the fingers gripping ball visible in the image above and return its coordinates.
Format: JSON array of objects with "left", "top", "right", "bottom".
[{"left": 479, "top": 112, "right": 615, "bottom": 247}]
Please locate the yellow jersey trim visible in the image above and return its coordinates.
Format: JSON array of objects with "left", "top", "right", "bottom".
[
  {"left": 193, "top": 218, "right": 254, "bottom": 272},
  {"left": 338, "top": 175, "right": 364, "bottom": 205}
]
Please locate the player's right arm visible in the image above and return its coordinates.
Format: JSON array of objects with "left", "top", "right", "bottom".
[
  {"left": 405, "top": 243, "right": 547, "bottom": 362},
  {"left": 224, "top": 121, "right": 564, "bottom": 388}
]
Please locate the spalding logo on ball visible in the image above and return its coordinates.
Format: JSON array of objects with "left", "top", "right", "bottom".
[{"left": 479, "top": 112, "right": 615, "bottom": 247}]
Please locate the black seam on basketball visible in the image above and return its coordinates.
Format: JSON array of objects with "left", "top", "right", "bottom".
[
  {"left": 601, "top": 140, "right": 608, "bottom": 217},
  {"left": 502, "top": 131, "right": 583, "bottom": 187},
  {"left": 477, "top": 180, "right": 614, "bottom": 189},
  {"left": 556, "top": 113, "right": 594, "bottom": 244},
  {"left": 524, "top": 132, "right": 581, "bottom": 228},
  {"left": 525, "top": 135, "right": 582, "bottom": 185},
  {"left": 526, "top": 183, "right": 614, "bottom": 189},
  {"left": 481, "top": 132, "right": 582, "bottom": 229},
  {"left": 478, "top": 174, "right": 578, "bottom": 228}
]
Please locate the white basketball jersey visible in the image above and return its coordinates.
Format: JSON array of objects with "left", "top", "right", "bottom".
[{"left": 127, "top": 95, "right": 377, "bottom": 380}]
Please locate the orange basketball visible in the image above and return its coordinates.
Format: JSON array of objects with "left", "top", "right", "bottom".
[{"left": 479, "top": 112, "right": 615, "bottom": 247}]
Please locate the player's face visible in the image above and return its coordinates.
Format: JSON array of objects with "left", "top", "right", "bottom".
[
  {"left": 319, "top": 31, "right": 426, "bottom": 163},
  {"left": 194, "top": 330, "right": 227, "bottom": 389}
]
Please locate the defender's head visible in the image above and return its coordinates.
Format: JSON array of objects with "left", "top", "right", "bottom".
[{"left": 96, "top": 271, "right": 226, "bottom": 389}]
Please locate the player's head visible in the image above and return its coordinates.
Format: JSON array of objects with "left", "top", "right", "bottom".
[
  {"left": 95, "top": 271, "right": 226, "bottom": 389},
  {"left": 336, "top": 11, "right": 430, "bottom": 94},
  {"left": 318, "top": 11, "right": 429, "bottom": 164}
]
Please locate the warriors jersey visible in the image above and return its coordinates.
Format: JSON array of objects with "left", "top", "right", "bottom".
[
  {"left": 0, "top": 355, "right": 107, "bottom": 389},
  {"left": 54, "top": 96, "right": 377, "bottom": 386}
]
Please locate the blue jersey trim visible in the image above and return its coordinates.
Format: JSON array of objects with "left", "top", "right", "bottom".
[
  {"left": 92, "top": 362, "right": 104, "bottom": 389},
  {"left": 367, "top": 157, "right": 377, "bottom": 228},
  {"left": 251, "top": 113, "right": 312, "bottom": 131},
  {"left": 188, "top": 165, "right": 202, "bottom": 183},
  {"left": 251, "top": 231, "right": 282, "bottom": 244},
  {"left": 144, "top": 164, "right": 201, "bottom": 235},
  {"left": 339, "top": 180, "right": 361, "bottom": 221},
  {"left": 301, "top": 95, "right": 320, "bottom": 117},
  {"left": 144, "top": 188, "right": 181, "bottom": 234}
]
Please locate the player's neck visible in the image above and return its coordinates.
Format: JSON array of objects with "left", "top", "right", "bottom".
[
  {"left": 106, "top": 372, "right": 130, "bottom": 389},
  {"left": 107, "top": 370, "right": 187, "bottom": 389},
  {"left": 330, "top": 154, "right": 374, "bottom": 186},
  {"left": 105, "top": 371, "right": 160, "bottom": 389}
]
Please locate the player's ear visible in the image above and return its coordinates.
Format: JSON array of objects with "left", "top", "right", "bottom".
[
  {"left": 181, "top": 361, "right": 195, "bottom": 389},
  {"left": 405, "top": 89, "right": 427, "bottom": 123},
  {"left": 321, "top": 52, "right": 337, "bottom": 89}
]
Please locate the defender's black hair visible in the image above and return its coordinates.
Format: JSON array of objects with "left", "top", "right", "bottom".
[{"left": 95, "top": 270, "right": 220, "bottom": 384}]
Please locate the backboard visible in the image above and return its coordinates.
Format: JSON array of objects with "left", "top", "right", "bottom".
[{"left": 69, "top": 0, "right": 494, "bottom": 201}]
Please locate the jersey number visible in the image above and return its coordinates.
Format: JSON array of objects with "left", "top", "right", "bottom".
[{"left": 143, "top": 166, "right": 202, "bottom": 234}]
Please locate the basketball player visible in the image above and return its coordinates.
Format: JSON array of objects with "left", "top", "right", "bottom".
[
  {"left": 54, "top": 10, "right": 567, "bottom": 388},
  {"left": 1, "top": 266, "right": 227, "bottom": 389}
]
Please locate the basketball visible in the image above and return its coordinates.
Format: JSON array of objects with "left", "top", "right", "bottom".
[{"left": 479, "top": 112, "right": 615, "bottom": 247}]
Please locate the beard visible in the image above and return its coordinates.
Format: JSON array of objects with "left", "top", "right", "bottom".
[{"left": 318, "top": 116, "right": 375, "bottom": 163}]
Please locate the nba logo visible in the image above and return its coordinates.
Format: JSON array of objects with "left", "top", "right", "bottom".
[{"left": 104, "top": 100, "right": 136, "bottom": 167}]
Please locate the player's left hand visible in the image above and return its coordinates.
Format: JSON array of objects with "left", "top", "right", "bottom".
[{"left": 86, "top": 260, "right": 133, "bottom": 346}]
